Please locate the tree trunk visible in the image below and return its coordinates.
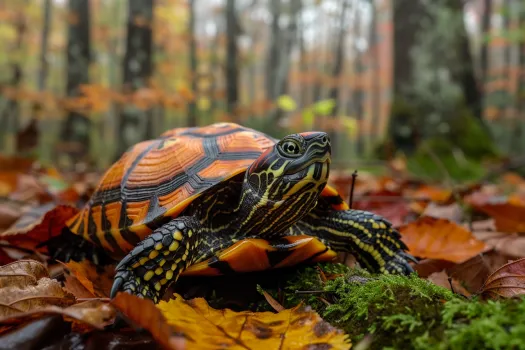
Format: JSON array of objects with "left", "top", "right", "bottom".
[
  {"left": 187, "top": 0, "right": 197, "bottom": 126},
  {"left": 1, "top": 7, "right": 26, "bottom": 153},
  {"left": 270, "top": 0, "right": 301, "bottom": 123},
  {"left": 369, "top": 0, "right": 381, "bottom": 144},
  {"left": 297, "top": 2, "right": 307, "bottom": 108},
  {"left": 328, "top": 0, "right": 350, "bottom": 116},
  {"left": 266, "top": 0, "right": 281, "bottom": 101},
  {"left": 351, "top": 5, "right": 364, "bottom": 155},
  {"left": 448, "top": 0, "right": 483, "bottom": 121},
  {"left": 225, "top": 0, "right": 238, "bottom": 118},
  {"left": 392, "top": 0, "right": 426, "bottom": 99},
  {"left": 61, "top": 0, "right": 91, "bottom": 161},
  {"left": 117, "top": 0, "right": 154, "bottom": 158},
  {"left": 38, "top": 0, "right": 51, "bottom": 92},
  {"left": 480, "top": 0, "right": 491, "bottom": 88},
  {"left": 25, "top": 0, "right": 51, "bottom": 154},
  {"left": 511, "top": 2, "right": 525, "bottom": 152}
]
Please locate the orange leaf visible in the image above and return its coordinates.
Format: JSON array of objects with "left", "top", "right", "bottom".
[
  {"left": 63, "top": 260, "right": 115, "bottom": 298},
  {"left": 479, "top": 258, "right": 525, "bottom": 299},
  {"left": 1, "top": 204, "right": 79, "bottom": 251},
  {"left": 412, "top": 185, "right": 452, "bottom": 203},
  {"left": 398, "top": 216, "right": 488, "bottom": 263},
  {"left": 470, "top": 201, "right": 525, "bottom": 233},
  {"left": 157, "top": 293, "right": 351, "bottom": 349},
  {"left": 111, "top": 293, "right": 185, "bottom": 350}
]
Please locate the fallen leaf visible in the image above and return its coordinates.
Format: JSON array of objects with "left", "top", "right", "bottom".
[
  {"left": 257, "top": 285, "right": 285, "bottom": 312},
  {"left": 0, "top": 300, "right": 115, "bottom": 332},
  {"left": 421, "top": 203, "right": 464, "bottom": 222},
  {"left": 473, "top": 230, "right": 525, "bottom": 258},
  {"left": 0, "top": 200, "right": 26, "bottom": 232},
  {"left": 0, "top": 260, "right": 75, "bottom": 318},
  {"left": 398, "top": 216, "right": 488, "bottom": 263},
  {"left": 427, "top": 271, "right": 471, "bottom": 297},
  {"left": 156, "top": 293, "right": 351, "bottom": 349},
  {"left": 479, "top": 257, "right": 525, "bottom": 299},
  {"left": 63, "top": 273, "right": 96, "bottom": 299},
  {"left": 467, "top": 197, "right": 525, "bottom": 233},
  {"left": 63, "top": 260, "right": 114, "bottom": 298},
  {"left": 411, "top": 185, "right": 453, "bottom": 204},
  {"left": 413, "top": 259, "right": 455, "bottom": 278},
  {"left": 111, "top": 292, "right": 185, "bottom": 350},
  {"left": 447, "top": 251, "right": 512, "bottom": 293},
  {"left": 1, "top": 204, "right": 79, "bottom": 251}
]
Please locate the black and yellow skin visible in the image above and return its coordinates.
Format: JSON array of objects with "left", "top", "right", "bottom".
[{"left": 108, "top": 129, "right": 414, "bottom": 302}]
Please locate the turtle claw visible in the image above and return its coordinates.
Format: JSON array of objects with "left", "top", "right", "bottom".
[
  {"left": 110, "top": 270, "right": 128, "bottom": 299},
  {"left": 400, "top": 251, "right": 418, "bottom": 264}
]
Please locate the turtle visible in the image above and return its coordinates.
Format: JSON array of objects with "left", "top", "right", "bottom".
[{"left": 55, "top": 122, "right": 415, "bottom": 303}]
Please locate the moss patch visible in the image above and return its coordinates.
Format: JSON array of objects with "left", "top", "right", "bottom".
[{"left": 259, "top": 263, "right": 525, "bottom": 350}]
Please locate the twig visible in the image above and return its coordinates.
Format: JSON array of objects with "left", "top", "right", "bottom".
[
  {"left": 295, "top": 290, "right": 326, "bottom": 295},
  {"left": 447, "top": 277, "right": 455, "bottom": 294},
  {"left": 317, "top": 297, "right": 331, "bottom": 306},
  {"left": 348, "top": 169, "right": 358, "bottom": 209}
]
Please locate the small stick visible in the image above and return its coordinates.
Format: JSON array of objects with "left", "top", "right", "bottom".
[
  {"left": 295, "top": 290, "right": 326, "bottom": 295},
  {"left": 348, "top": 170, "right": 358, "bottom": 209},
  {"left": 447, "top": 277, "right": 456, "bottom": 294},
  {"left": 317, "top": 297, "right": 331, "bottom": 306}
]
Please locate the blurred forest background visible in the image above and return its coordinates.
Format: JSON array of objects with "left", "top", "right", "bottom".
[{"left": 0, "top": 0, "right": 524, "bottom": 181}]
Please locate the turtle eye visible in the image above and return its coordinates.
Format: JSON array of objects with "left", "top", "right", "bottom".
[{"left": 279, "top": 139, "right": 303, "bottom": 158}]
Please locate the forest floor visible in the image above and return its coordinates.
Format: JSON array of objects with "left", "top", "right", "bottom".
[{"left": 0, "top": 154, "right": 524, "bottom": 349}]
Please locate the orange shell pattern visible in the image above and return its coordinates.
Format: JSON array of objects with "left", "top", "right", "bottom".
[
  {"left": 66, "top": 122, "right": 349, "bottom": 258},
  {"left": 66, "top": 123, "right": 275, "bottom": 256}
]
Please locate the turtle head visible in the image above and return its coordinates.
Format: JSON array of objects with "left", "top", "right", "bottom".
[{"left": 238, "top": 131, "right": 331, "bottom": 234}]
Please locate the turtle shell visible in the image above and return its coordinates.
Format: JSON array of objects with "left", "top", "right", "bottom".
[
  {"left": 66, "top": 122, "right": 349, "bottom": 259},
  {"left": 66, "top": 123, "right": 275, "bottom": 257}
]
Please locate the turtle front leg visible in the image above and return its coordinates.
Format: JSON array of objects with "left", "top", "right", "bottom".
[
  {"left": 296, "top": 209, "right": 416, "bottom": 274},
  {"left": 110, "top": 217, "right": 200, "bottom": 303}
]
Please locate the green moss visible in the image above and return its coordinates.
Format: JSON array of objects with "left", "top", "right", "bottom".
[{"left": 275, "top": 263, "right": 525, "bottom": 350}]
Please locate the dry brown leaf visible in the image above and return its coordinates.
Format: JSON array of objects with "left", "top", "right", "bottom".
[
  {"left": 0, "top": 260, "right": 75, "bottom": 318},
  {"left": 257, "top": 285, "right": 285, "bottom": 312},
  {"left": 427, "top": 271, "right": 471, "bottom": 297},
  {"left": 447, "top": 252, "right": 512, "bottom": 294},
  {"left": 0, "top": 300, "right": 115, "bottom": 332},
  {"left": 156, "top": 293, "right": 351, "bottom": 349},
  {"left": 473, "top": 230, "right": 525, "bottom": 258},
  {"left": 1, "top": 204, "right": 79, "bottom": 251},
  {"left": 421, "top": 203, "right": 463, "bottom": 222},
  {"left": 398, "top": 216, "right": 488, "bottom": 263},
  {"left": 111, "top": 292, "right": 185, "bottom": 350},
  {"left": 479, "top": 257, "right": 525, "bottom": 299},
  {"left": 412, "top": 259, "right": 456, "bottom": 278},
  {"left": 0, "top": 201, "right": 26, "bottom": 232},
  {"left": 63, "top": 260, "right": 114, "bottom": 298}
]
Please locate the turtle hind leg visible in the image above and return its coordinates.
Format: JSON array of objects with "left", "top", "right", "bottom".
[
  {"left": 110, "top": 217, "right": 200, "bottom": 303},
  {"left": 295, "top": 209, "right": 415, "bottom": 275},
  {"left": 43, "top": 227, "right": 113, "bottom": 265}
]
